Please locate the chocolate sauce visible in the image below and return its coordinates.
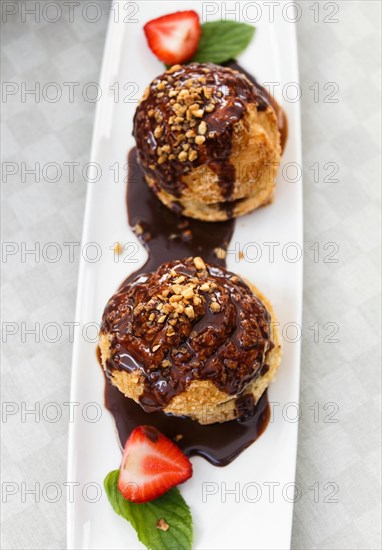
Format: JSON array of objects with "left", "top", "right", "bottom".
[
  {"left": 104, "top": 364, "right": 270, "bottom": 467},
  {"left": 102, "top": 256, "right": 272, "bottom": 412},
  {"left": 101, "top": 62, "right": 288, "bottom": 466},
  {"left": 133, "top": 62, "right": 287, "bottom": 208},
  {"left": 101, "top": 147, "right": 271, "bottom": 466},
  {"left": 133, "top": 62, "right": 277, "bottom": 202},
  {"left": 224, "top": 60, "right": 288, "bottom": 153},
  {"left": 126, "top": 148, "right": 235, "bottom": 273}
]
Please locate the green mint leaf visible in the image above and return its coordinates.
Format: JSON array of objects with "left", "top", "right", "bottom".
[
  {"left": 192, "top": 20, "right": 255, "bottom": 64},
  {"left": 104, "top": 470, "right": 193, "bottom": 550}
]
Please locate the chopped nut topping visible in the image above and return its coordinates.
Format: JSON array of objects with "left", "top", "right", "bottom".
[
  {"left": 193, "top": 257, "right": 206, "bottom": 270},
  {"left": 154, "top": 126, "right": 163, "bottom": 138},
  {"left": 198, "top": 121, "right": 207, "bottom": 135},
  {"left": 174, "top": 434, "right": 183, "bottom": 442},
  {"left": 185, "top": 305, "right": 195, "bottom": 319},
  {"left": 134, "top": 223, "right": 143, "bottom": 236},
  {"left": 152, "top": 344, "right": 161, "bottom": 352},
  {"left": 162, "top": 359, "right": 171, "bottom": 368},
  {"left": 188, "top": 149, "right": 198, "bottom": 162},
  {"left": 171, "top": 284, "right": 183, "bottom": 295},
  {"left": 178, "top": 89, "right": 189, "bottom": 100},
  {"left": 210, "top": 301, "right": 221, "bottom": 313},
  {"left": 134, "top": 303, "right": 144, "bottom": 315},
  {"left": 149, "top": 313, "right": 155, "bottom": 321},
  {"left": 203, "top": 86, "right": 213, "bottom": 99},
  {"left": 163, "top": 304, "right": 173, "bottom": 315},
  {"left": 167, "top": 64, "right": 182, "bottom": 73},
  {"left": 182, "top": 287, "right": 194, "bottom": 300},
  {"left": 199, "top": 282, "right": 210, "bottom": 292},
  {"left": 158, "top": 315, "right": 167, "bottom": 323},
  {"left": 170, "top": 294, "right": 183, "bottom": 303},
  {"left": 178, "top": 151, "right": 188, "bottom": 162},
  {"left": 214, "top": 247, "right": 227, "bottom": 259},
  {"left": 195, "top": 135, "right": 206, "bottom": 146},
  {"left": 176, "top": 303, "right": 184, "bottom": 314}
]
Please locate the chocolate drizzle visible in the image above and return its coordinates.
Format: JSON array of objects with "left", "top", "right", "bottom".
[
  {"left": 101, "top": 257, "right": 272, "bottom": 412},
  {"left": 133, "top": 62, "right": 272, "bottom": 202},
  {"left": 125, "top": 148, "right": 235, "bottom": 272},
  {"left": 223, "top": 61, "right": 288, "bottom": 154},
  {"left": 102, "top": 146, "right": 271, "bottom": 466},
  {"left": 104, "top": 370, "right": 270, "bottom": 467},
  {"left": 102, "top": 62, "right": 288, "bottom": 466}
]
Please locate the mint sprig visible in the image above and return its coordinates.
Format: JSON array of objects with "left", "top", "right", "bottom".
[
  {"left": 192, "top": 20, "right": 255, "bottom": 64},
  {"left": 104, "top": 470, "right": 193, "bottom": 550}
]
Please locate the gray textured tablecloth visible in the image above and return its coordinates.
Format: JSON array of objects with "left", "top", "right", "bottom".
[{"left": 2, "top": 1, "right": 381, "bottom": 549}]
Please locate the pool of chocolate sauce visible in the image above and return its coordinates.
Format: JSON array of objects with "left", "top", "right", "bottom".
[
  {"left": 103, "top": 149, "right": 270, "bottom": 466},
  {"left": 104, "top": 363, "right": 269, "bottom": 467},
  {"left": 103, "top": 62, "right": 286, "bottom": 466}
]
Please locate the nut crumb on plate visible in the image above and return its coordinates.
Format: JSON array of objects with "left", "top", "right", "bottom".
[
  {"left": 156, "top": 518, "right": 170, "bottom": 531},
  {"left": 113, "top": 242, "right": 124, "bottom": 255}
]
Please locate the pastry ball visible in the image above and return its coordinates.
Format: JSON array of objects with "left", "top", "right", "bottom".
[
  {"left": 99, "top": 257, "right": 282, "bottom": 425},
  {"left": 133, "top": 62, "right": 281, "bottom": 221}
]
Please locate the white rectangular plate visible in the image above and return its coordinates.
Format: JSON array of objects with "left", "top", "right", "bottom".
[{"left": 67, "top": 2, "right": 302, "bottom": 549}]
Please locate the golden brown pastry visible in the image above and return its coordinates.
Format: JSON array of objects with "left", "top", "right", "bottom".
[
  {"left": 99, "top": 257, "right": 282, "bottom": 424},
  {"left": 133, "top": 62, "right": 281, "bottom": 221}
]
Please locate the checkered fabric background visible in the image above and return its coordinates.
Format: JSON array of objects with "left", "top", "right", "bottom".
[{"left": 2, "top": 1, "right": 381, "bottom": 549}]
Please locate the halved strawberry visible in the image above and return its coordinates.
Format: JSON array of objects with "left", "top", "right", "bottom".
[
  {"left": 118, "top": 425, "right": 192, "bottom": 503},
  {"left": 143, "top": 11, "right": 201, "bottom": 65}
]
